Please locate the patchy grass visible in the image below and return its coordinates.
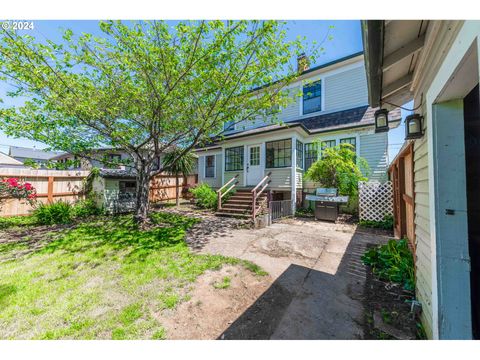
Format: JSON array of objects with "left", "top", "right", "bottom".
[
  {"left": 213, "top": 276, "right": 231, "bottom": 289},
  {"left": 0, "top": 215, "right": 38, "bottom": 229},
  {"left": 0, "top": 211, "right": 266, "bottom": 339}
]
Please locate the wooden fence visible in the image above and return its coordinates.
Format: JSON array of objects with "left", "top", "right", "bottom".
[
  {"left": 0, "top": 168, "right": 90, "bottom": 217},
  {"left": 0, "top": 169, "right": 198, "bottom": 217},
  {"left": 149, "top": 174, "right": 198, "bottom": 202}
]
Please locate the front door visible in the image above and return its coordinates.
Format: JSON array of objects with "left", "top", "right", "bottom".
[
  {"left": 246, "top": 144, "right": 263, "bottom": 186},
  {"left": 464, "top": 84, "right": 480, "bottom": 339}
]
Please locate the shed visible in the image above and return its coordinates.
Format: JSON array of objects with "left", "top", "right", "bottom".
[{"left": 92, "top": 169, "right": 137, "bottom": 214}]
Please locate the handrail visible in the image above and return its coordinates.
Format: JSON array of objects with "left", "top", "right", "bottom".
[
  {"left": 217, "top": 174, "right": 239, "bottom": 211},
  {"left": 251, "top": 172, "right": 272, "bottom": 193},
  {"left": 252, "top": 172, "right": 272, "bottom": 220}
]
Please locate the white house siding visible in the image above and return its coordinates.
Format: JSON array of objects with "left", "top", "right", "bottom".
[
  {"left": 266, "top": 168, "right": 291, "bottom": 189},
  {"left": 224, "top": 171, "right": 243, "bottom": 187},
  {"left": 197, "top": 153, "right": 222, "bottom": 188},
  {"left": 295, "top": 168, "right": 303, "bottom": 189},
  {"left": 324, "top": 66, "right": 368, "bottom": 112},
  {"left": 359, "top": 132, "right": 388, "bottom": 182},
  {"left": 413, "top": 132, "right": 433, "bottom": 339}
]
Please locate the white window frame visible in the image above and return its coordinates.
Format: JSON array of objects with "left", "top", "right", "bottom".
[{"left": 204, "top": 154, "right": 216, "bottom": 178}]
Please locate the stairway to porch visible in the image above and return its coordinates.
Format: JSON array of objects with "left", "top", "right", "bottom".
[{"left": 216, "top": 188, "right": 268, "bottom": 218}]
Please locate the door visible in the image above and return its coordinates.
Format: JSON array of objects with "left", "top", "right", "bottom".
[
  {"left": 246, "top": 144, "right": 263, "bottom": 186},
  {"left": 464, "top": 84, "right": 480, "bottom": 339}
]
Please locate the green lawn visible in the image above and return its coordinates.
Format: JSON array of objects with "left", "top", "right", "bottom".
[{"left": 0, "top": 212, "right": 265, "bottom": 339}]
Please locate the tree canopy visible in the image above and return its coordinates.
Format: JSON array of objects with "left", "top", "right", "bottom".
[{"left": 0, "top": 20, "right": 313, "bottom": 221}]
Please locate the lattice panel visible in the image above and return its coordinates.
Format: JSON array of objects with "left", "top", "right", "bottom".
[{"left": 359, "top": 181, "right": 393, "bottom": 222}]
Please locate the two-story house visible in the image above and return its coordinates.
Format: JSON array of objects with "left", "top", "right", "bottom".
[{"left": 195, "top": 52, "right": 401, "bottom": 214}]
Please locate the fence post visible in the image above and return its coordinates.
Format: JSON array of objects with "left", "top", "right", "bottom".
[{"left": 47, "top": 176, "right": 54, "bottom": 203}]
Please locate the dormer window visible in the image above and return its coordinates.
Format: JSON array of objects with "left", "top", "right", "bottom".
[{"left": 303, "top": 80, "right": 322, "bottom": 115}]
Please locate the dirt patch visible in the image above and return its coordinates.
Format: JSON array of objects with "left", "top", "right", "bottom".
[
  {"left": 363, "top": 259, "right": 420, "bottom": 340},
  {"left": 159, "top": 265, "right": 272, "bottom": 339}
]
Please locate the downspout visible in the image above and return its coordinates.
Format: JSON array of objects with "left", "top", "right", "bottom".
[{"left": 361, "top": 20, "right": 385, "bottom": 108}]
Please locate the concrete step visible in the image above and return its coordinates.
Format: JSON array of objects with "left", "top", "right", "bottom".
[{"left": 215, "top": 212, "right": 251, "bottom": 218}]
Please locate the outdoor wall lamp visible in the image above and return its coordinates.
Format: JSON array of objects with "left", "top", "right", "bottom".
[
  {"left": 374, "top": 109, "right": 389, "bottom": 133},
  {"left": 405, "top": 114, "right": 424, "bottom": 139}
]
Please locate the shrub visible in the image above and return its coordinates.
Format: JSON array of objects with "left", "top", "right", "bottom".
[
  {"left": 34, "top": 200, "right": 74, "bottom": 225},
  {"left": 295, "top": 207, "right": 314, "bottom": 217},
  {"left": 189, "top": 183, "right": 217, "bottom": 209},
  {"left": 72, "top": 199, "right": 104, "bottom": 218},
  {"left": 359, "top": 215, "right": 394, "bottom": 230},
  {"left": 361, "top": 238, "right": 415, "bottom": 291},
  {"left": 0, "top": 177, "right": 37, "bottom": 208}
]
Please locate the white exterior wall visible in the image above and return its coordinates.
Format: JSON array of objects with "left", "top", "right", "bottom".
[
  {"left": 359, "top": 132, "right": 388, "bottom": 182},
  {"left": 197, "top": 151, "right": 222, "bottom": 188}
]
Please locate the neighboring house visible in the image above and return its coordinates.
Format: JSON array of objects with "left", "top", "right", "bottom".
[
  {"left": 50, "top": 148, "right": 134, "bottom": 170},
  {"left": 362, "top": 20, "right": 480, "bottom": 339},
  {"left": 195, "top": 52, "right": 401, "bottom": 213},
  {"left": 0, "top": 152, "right": 27, "bottom": 168},
  {"left": 8, "top": 146, "right": 64, "bottom": 168}
]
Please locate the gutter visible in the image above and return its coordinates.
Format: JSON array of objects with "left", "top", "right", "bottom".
[{"left": 361, "top": 20, "right": 384, "bottom": 108}]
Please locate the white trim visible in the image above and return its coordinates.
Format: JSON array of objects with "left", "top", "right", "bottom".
[
  {"left": 291, "top": 135, "right": 297, "bottom": 212},
  {"left": 221, "top": 148, "right": 225, "bottom": 185}
]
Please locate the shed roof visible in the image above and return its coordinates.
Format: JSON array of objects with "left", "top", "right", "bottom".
[{"left": 98, "top": 168, "right": 137, "bottom": 179}]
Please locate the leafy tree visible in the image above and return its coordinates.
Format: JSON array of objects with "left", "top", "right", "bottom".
[
  {"left": 162, "top": 149, "right": 196, "bottom": 206},
  {"left": 305, "top": 143, "right": 369, "bottom": 197},
  {"left": 0, "top": 20, "right": 312, "bottom": 223}
]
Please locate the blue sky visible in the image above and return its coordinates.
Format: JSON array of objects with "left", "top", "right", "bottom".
[{"left": 0, "top": 20, "right": 403, "bottom": 161}]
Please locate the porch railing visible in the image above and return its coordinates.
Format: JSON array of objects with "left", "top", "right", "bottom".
[
  {"left": 251, "top": 172, "right": 272, "bottom": 220},
  {"left": 216, "top": 174, "right": 239, "bottom": 210},
  {"left": 270, "top": 200, "right": 293, "bottom": 221}
]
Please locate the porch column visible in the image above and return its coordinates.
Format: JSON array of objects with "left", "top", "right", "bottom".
[{"left": 291, "top": 136, "right": 297, "bottom": 213}]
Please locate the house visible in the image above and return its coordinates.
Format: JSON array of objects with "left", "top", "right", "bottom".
[
  {"left": 49, "top": 148, "right": 134, "bottom": 170},
  {"left": 362, "top": 20, "right": 480, "bottom": 339},
  {"left": 195, "top": 52, "right": 401, "bottom": 216},
  {"left": 8, "top": 146, "right": 63, "bottom": 168},
  {"left": 0, "top": 151, "right": 27, "bottom": 168}
]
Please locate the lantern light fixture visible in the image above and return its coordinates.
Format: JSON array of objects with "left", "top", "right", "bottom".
[
  {"left": 405, "top": 114, "right": 424, "bottom": 140},
  {"left": 374, "top": 109, "right": 389, "bottom": 133}
]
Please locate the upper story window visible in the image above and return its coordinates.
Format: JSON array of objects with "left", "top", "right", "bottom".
[
  {"left": 340, "top": 137, "right": 356, "bottom": 152},
  {"left": 304, "top": 143, "right": 319, "bottom": 171},
  {"left": 303, "top": 80, "right": 322, "bottom": 115},
  {"left": 105, "top": 154, "right": 122, "bottom": 169},
  {"left": 224, "top": 120, "right": 235, "bottom": 132},
  {"left": 266, "top": 139, "right": 292, "bottom": 168},
  {"left": 225, "top": 146, "right": 244, "bottom": 171},
  {"left": 296, "top": 140, "right": 304, "bottom": 169},
  {"left": 205, "top": 155, "right": 215, "bottom": 178}
]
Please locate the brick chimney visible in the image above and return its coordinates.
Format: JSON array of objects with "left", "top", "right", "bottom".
[{"left": 297, "top": 53, "right": 310, "bottom": 73}]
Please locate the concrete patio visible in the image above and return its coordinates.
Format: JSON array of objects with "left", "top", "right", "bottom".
[{"left": 192, "top": 217, "right": 390, "bottom": 339}]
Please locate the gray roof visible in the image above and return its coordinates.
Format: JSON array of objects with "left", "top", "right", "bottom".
[
  {"left": 98, "top": 168, "right": 137, "bottom": 179},
  {"left": 0, "top": 151, "right": 25, "bottom": 166},
  {"left": 9, "top": 146, "right": 64, "bottom": 160},
  {"left": 207, "top": 106, "right": 401, "bottom": 143}
]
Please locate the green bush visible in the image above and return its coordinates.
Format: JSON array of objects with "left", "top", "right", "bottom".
[
  {"left": 359, "top": 215, "right": 394, "bottom": 230},
  {"left": 361, "top": 238, "right": 415, "bottom": 291},
  {"left": 189, "top": 183, "right": 217, "bottom": 209},
  {"left": 72, "top": 199, "right": 104, "bottom": 218},
  {"left": 34, "top": 200, "right": 74, "bottom": 225}
]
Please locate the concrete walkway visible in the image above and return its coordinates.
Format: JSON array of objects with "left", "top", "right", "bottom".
[{"left": 194, "top": 217, "right": 389, "bottom": 339}]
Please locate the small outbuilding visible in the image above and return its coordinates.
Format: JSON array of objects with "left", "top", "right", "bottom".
[{"left": 91, "top": 169, "right": 137, "bottom": 214}]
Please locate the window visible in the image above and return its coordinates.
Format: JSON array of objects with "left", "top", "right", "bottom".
[
  {"left": 340, "top": 137, "right": 356, "bottom": 152},
  {"left": 205, "top": 155, "right": 215, "bottom": 178},
  {"left": 249, "top": 146, "right": 260, "bottom": 166},
  {"left": 266, "top": 139, "right": 292, "bottom": 168},
  {"left": 105, "top": 154, "right": 122, "bottom": 169},
  {"left": 225, "top": 146, "right": 244, "bottom": 171},
  {"left": 303, "top": 80, "right": 322, "bottom": 114},
  {"left": 119, "top": 181, "right": 136, "bottom": 193},
  {"left": 321, "top": 140, "right": 336, "bottom": 157},
  {"left": 224, "top": 120, "right": 235, "bottom": 132},
  {"left": 304, "top": 143, "right": 319, "bottom": 170},
  {"left": 296, "top": 140, "right": 304, "bottom": 169}
]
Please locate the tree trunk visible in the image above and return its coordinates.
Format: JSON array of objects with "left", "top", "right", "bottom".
[
  {"left": 175, "top": 174, "right": 180, "bottom": 207},
  {"left": 135, "top": 161, "right": 152, "bottom": 224}
]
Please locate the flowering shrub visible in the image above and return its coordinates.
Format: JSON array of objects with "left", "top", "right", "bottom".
[{"left": 0, "top": 177, "right": 37, "bottom": 207}]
